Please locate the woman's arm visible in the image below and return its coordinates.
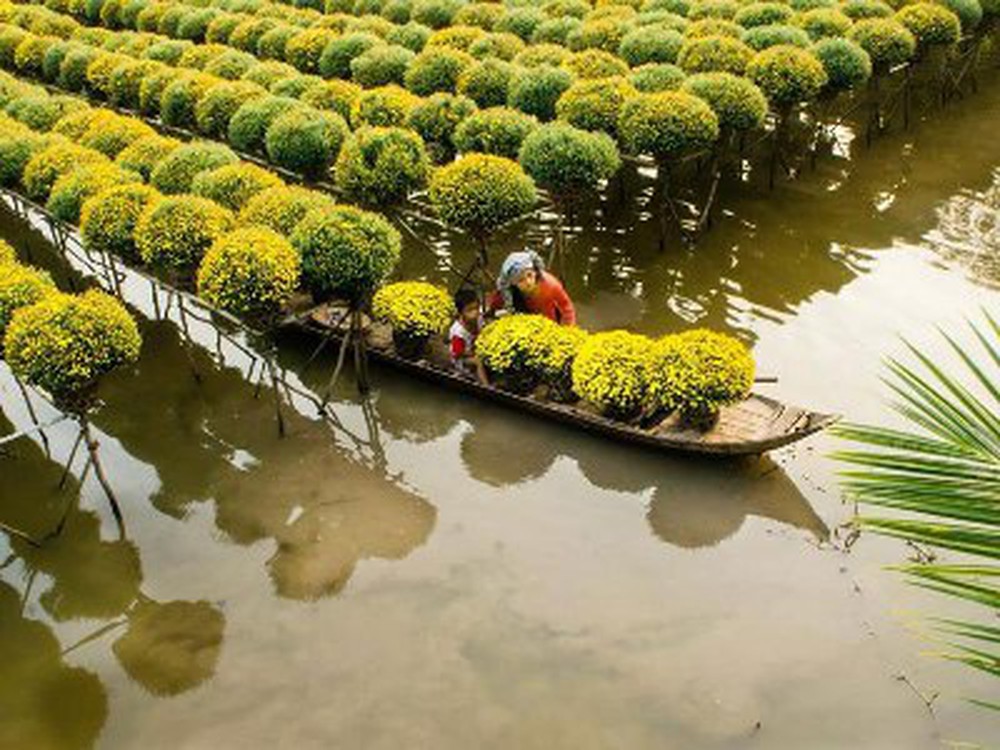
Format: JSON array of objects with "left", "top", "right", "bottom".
[{"left": 548, "top": 276, "right": 576, "bottom": 326}]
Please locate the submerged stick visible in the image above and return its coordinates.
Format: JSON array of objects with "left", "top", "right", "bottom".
[{"left": 82, "top": 418, "right": 126, "bottom": 539}]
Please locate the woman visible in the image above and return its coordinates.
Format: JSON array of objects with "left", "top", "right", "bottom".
[{"left": 491, "top": 250, "right": 576, "bottom": 325}]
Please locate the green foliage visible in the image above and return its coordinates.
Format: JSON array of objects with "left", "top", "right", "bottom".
[
  {"left": 0, "top": 26, "right": 29, "bottom": 70},
  {"left": 561, "top": 48, "right": 630, "bottom": 78},
  {"left": 114, "top": 133, "right": 181, "bottom": 181},
  {"left": 406, "top": 91, "right": 477, "bottom": 152},
  {"left": 265, "top": 108, "right": 349, "bottom": 177},
  {"left": 5, "top": 95, "right": 75, "bottom": 133},
  {"left": 412, "top": 0, "right": 464, "bottom": 29},
  {"left": 896, "top": 3, "right": 961, "bottom": 46},
  {"left": 319, "top": 31, "right": 382, "bottom": 79},
  {"left": 177, "top": 8, "right": 220, "bottom": 42},
  {"left": 349, "top": 43, "right": 415, "bottom": 86},
  {"left": 495, "top": 6, "right": 545, "bottom": 40},
  {"left": 428, "top": 153, "right": 536, "bottom": 237},
  {"left": 150, "top": 141, "right": 238, "bottom": 195},
  {"left": 4, "top": 289, "right": 140, "bottom": 405},
  {"left": 935, "top": 0, "right": 982, "bottom": 30},
  {"left": 41, "top": 39, "right": 76, "bottom": 82},
  {"left": 456, "top": 57, "right": 515, "bottom": 108},
  {"left": 734, "top": 2, "right": 795, "bottom": 27},
  {"left": 257, "top": 24, "right": 298, "bottom": 60},
  {"left": 427, "top": 24, "right": 488, "bottom": 51},
  {"left": 14, "top": 34, "right": 57, "bottom": 77},
  {"left": 270, "top": 72, "right": 323, "bottom": 99},
  {"left": 176, "top": 43, "right": 228, "bottom": 71},
  {"left": 617, "top": 90, "right": 719, "bottom": 159},
  {"left": 230, "top": 17, "right": 278, "bottom": 52},
  {"left": 46, "top": 162, "right": 140, "bottom": 223},
  {"left": 514, "top": 42, "right": 571, "bottom": 68},
  {"left": 0, "top": 263, "right": 57, "bottom": 341},
  {"left": 284, "top": 28, "right": 339, "bottom": 73},
  {"left": 228, "top": 95, "right": 305, "bottom": 153},
  {"left": 684, "top": 18, "right": 744, "bottom": 38},
  {"left": 22, "top": 142, "right": 108, "bottom": 202},
  {"left": 743, "top": 23, "right": 812, "bottom": 50},
  {"left": 80, "top": 182, "right": 162, "bottom": 260},
  {"left": 556, "top": 76, "right": 637, "bottom": 135},
  {"left": 137, "top": 66, "right": 182, "bottom": 116},
  {"left": 385, "top": 20, "right": 432, "bottom": 51},
  {"left": 646, "top": 329, "right": 754, "bottom": 423},
  {"left": 453, "top": 106, "right": 539, "bottom": 159},
  {"left": 476, "top": 314, "right": 586, "bottom": 394},
  {"left": 291, "top": 204, "right": 401, "bottom": 303},
  {"left": 334, "top": 125, "right": 430, "bottom": 205},
  {"left": 191, "top": 162, "right": 283, "bottom": 212},
  {"left": 371, "top": 280, "right": 452, "bottom": 342},
  {"left": 531, "top": 17, "right": 582, "bottom": 45},
  {"left": 239, "top": 184, "right": 337, "bottom": 235},
  {"left": 689, "top": 0, "right": 740, "bottom": 19},
  {"left": 572, "top": 330, "right": 652, "bottom": 419},
  {"left": 350, "top": 84, "right": 421, "bottom": 127},
  {"left": 470, "top": 31, "right": 525, "bottom": 59},
  {"left": 241, "top": 59, "right": 299, "bottom": 88},
  {"left": 57, "top": 45, "right": 98, "bottom": 91},
  {"left": 194, "top": 80, "right": 266, "bottom": 139},
  {"left": 404, "top": 46, "right": 474, "bottom": 95},
  {"left": 0, "top": 131, "right": 65, "bottom": 188},
  {"left": 107, "top": 59, "right": 163, "bottom": 109},
  {"left": 618, "top": 24, "right": 684, "bottom": 66},
  {"left": 197, "top": 226, "right": 300, "bottom": 323},
  {"left": 841, "top": 0, "right": 895, "bottom": 19},
  {"left": 849, "top": 18, "right": 916, "bottom": 69},
  {"left": 455, "top": 2, "right": 506, "bottom": 30},
  {"left": 299, "top": 80, "right": 361, "bottom": 122},
  {"left": 204, "top": 49, "right": 257, "bottom": 80},
  {"left": 746, "top": 44, "right": 827, "bottom": 105},
  {"left": 681, "top": 71, "right": 767, "bottom": 131},
  {"left": 518, "top": 121, "right": 620, "bottom": 199},
  {"left": 80, "top": 115, "right": 154, "bottom": 158},
  {"left": 832, "top": 314, "right": 1000, "bottom": 703},
  {"left": 160, "top": 72, "right": 218, "bottom": 130},
  {"left": 629, "top": 62, "right": 687, "bottom": 91},
  {"left": 135, "top": 194, "right": 235, "bottom": 274},
  {"left": 812, "top": 36, "right": 872, "bottom": 90},
  {"left": 798, "top": 8, "right": 854, "bottom": 40},
  {"left": 566, "top": 18, "right": 636, "bottom": 54},
  {"left": 677, "top": 34, "right": 755, "bottom": 74},
  {"left": 507, "top": 64, "right": 574, "bottom": 121}
]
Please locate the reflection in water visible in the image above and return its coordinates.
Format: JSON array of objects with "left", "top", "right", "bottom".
[
  {"left": 0, "top": 581, "right": 108, "bottom": 750},
  {"left": 925, "top": 167, "right": 1000, "bottom": 287}
]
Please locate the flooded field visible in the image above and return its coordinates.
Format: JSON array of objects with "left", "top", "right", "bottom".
[{"left": 3, "top": 76, "right": 1000, "bottom": 749}]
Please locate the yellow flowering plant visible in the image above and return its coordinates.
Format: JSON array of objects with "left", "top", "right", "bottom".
[
  {"left": 135, "top": 194, "right": 235, "bottom": 277},
  {"left": 646, "top": 328, "right": 754, "bottom": 427},
  {"left": 197, "top": 226, "right": 301, "bottom": 326},
  {"left": 238, "top": 184, "right": 337, "bottom": 236},
  {"left": 4, "top": 289, "right": 141, "bottom": 411},
  {"left": 0, "top": 238, "right": 16, "bottom": 265},
  {"left": 191, "top": 162, "right": 283, "bottom": 212},
  {"left": 79, "top": 114, "right": 156, "bottom": 158},
  {"left": 46, "top": 162, "right": 142, "bottom": 223},
  {"left": 0, "top": 261, "right": 57, "bottom": 343},
  {"left": 80, "top": 182, "right": 162, "bottom": 261},
  {"left": 114, "top": 133, "right": 182, "bottom": 181},
  {"left": 571, "top": 329, "right": 653, "bottom": 419},
  {"left": 372, "top": 280, "right": 452, "bottom": 357},
  {"left": 21, "top": 141, "right": 108, "bottom": 201}
]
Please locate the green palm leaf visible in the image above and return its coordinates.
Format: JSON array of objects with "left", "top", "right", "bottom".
[{"left": 832, "top": 311, "right": 1000, "bottom": 708}]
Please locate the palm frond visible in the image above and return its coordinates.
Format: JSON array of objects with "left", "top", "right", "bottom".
[{"left": 832, "top": 310, "right": 1000, "bottom": 709}]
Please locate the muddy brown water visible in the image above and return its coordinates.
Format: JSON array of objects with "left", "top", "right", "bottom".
[{"left": 2, "top": 81, "right": 1000, "bottom": 749}]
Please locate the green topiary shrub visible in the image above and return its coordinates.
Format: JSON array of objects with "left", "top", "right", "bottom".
[
  {"left": 456, "top": 57, "right": 515, "bottom": 108},
  {"left": 848, "top": 18, "right": 916, "bottom": 69},
  {"left": 114, "top": 133, "right": 181, "bottom": 181},
  {"left": 495, "top": 6, "right": 545, "bottom": 40},
  {"left": 406, "top": 91, "right": 477, "bottom": 156},
  {"left": 428, "top": 153, "right": 536, "bottom": 238},
  {"left": 618, "top": 24, "right": 684, "bottom": 65},
  {"left": 455, "top": 2, "right": 506, "bottom": 30},
  {"left": 0, "top": 132, "right": 64, "bottom": 188},
  {"left": 191, "top": 162, "right": 283, "bottom": 212},
  {"left": 371, "top": 280, "right": 452, "bottom": 355},
  {"left": 150, "top": 141, "right": 239, "bottom": 195},
  {"left": 285, "top": 28, "right": 339, "bottom": 73},
  {"left": 386, "top": 20, "right": 432, "bottom": 51},
  {"left": 239, "top": 184, "right": 337, "bottom": 235},
  {"left": 427, "top": 24, "right": 488, "bottom": 51},
  {"left": 270, "top": 73, "right": 324, "bottom": 99},
  {"left": 349, "top": 43, "right": 415, "bottom": 86},
  {"left": 22, "top": 142, "right": 108, "bottom": 202},
  {"left": 135, "top": 194, "right": 235, "bottom": 274},
  {"left": 334, "top": 126, "right": 430, "bottom": 205},
  {"left": 471, "top": 31, "right": 525, "bottom": 59},
  {"left": 895, "top": 3, "right": 961, "bottom": 46},
  {"left": 618, "top": 90, "right": 719, "bottom": 158},
  {"left": 156, "top": 5, "right": 190, "bottom": 37},
  {"left": 735, "top": 2, "right": 794, "bottom": 27},
  {"left": 80, "top": 116, "right": 154, "bottom": 159},
  {"left": 743, "top": 23, "right": 812, "bottom": 50},
  {"left": 137, "top": 66, "right": 182, "bottom": 116},
  {"left": 42, "top": 39, "right": 76, "bottom": 83},
  {"left": 798, "top": 8, "right": 854, "bottom": 39},
  {"left": 143, "top": 39, "right": 193, "bottom": 65},
  {"left": 230, "top": 17, "right": 278, "bottom": 52},
  {"left": 257, "top": 24, "right": 298, "bottom": 60},
  {"left": 646, "top": 328, "right": 754, "bottom": 424},
  {"left": 412, "top": 0, "right": 464, "bottom": 29},
  {"left": 319, "top": 32, "right": 382, "bottom": 79},
  {"left": 571, "top": 330, "right": 652, "bottom": 419},
  {"left": 518, "top": 121, "right": 620, "bottom": 203},
  {"left": 194, "top": 80, "right": 266, "bottom": 139},
  {"left": 47, "top": 162, "right": 141, "bottom": 223},
  {"left": 57, "top": 45, "right": 98, "bottom": 91},
  {"left": 177, "top": 8, "right": 220, "bottom": 42},
  {"left": 291, "top": 204, "right": 400, "bottom": 303},
  {"left": 404, "top": 46, "right": 474, "bottom": 95},
  {"left": 935, "top": 0, "right": 982, "bottom": 30},
  {"left": 688, "top": 0, "right": 740, "bottom": 19},
  {"left": 350, "top": 84, "right": 421, "bottom": 127},
  {"left": 176, "top": 43, "right": 229, "bottom": 72},
  {"left": 531, "top": 17, "right": 582, "bottom": 45},
  {"left": 206, "top": 13, "right": 246, "bottom": 44},
  {"left": 381, "top": 0, "right": 413, "bottom": 22},
  {"left": 4, "top": 289, "right": 141, "bottom": 407},
  {"left": 203, "top": 49, "right": 257, "bottom": 80},
  {"left": 228, "top": 95, "right": 307, "bottom": 153},
  {"left": 841, "top": 0, "right": 895, "bottom": 19},
  {"left": 515, "top": 42, "right": 571, "bottom": 68},
  {"left": 629, "top": 62, "right": 687, "bottom": 91},
  {"left": 241, "top": 59, "right": 298, "bottom": 89},
  {"left": 0, "top": 26, "right": 29, "bottom": 69},
  {"left": 746, "top": 44, "right": 827, "bottom": 105},
  {"left": 106, "top": 59, "right": 162, "bottom": 109},
  {"left": 561, "top": 48, "right": 630, "bottom": 78},
  {"left": 453, "top": 106, "right": 540, "bottom": 159},
  {"left": 298, "top": 80, "right": 360, "bottom": 123},
  {"left": 812, "top": 36, "right": 871, "bottom": 90},
  {"left": 0, "top": 263, "right": 57, "bottom": 342},
  {"left": 677, "top": 35, "right": 755, "bottom": 74},
  {"left": 556, "top": 76, "right": 637, "bottom": 135},
  {"left": 681, "top": 71, "right": 767, "bottom": 131},
  {"left": 265, "top": 108, "right": 349, "bottom": 177},
  {"left": 4, "top": 95, "right": 75, "bottom": 133},
  {"left": 80, "top": 182, "right": 162, "bottom": 260},
  {"left": 506, "top": 64, "right": 574, "bottom": 121},
  {"left": 14, "top": 34, "right": 57, "bottom": 77},
  {"left": 197, "top": 226, "right": 300, "bottom": 324},
  {"left": 160, "top": 72, "right": 218, "bottom": 130},
  {"left": 684, "top": 18, "right": 744, "bottom": 38},
  {"left": 566, "top": 18, "right": 636, "bottom": 54}
]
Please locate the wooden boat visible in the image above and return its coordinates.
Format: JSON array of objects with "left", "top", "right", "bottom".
[{"left": 297, "top": 305, "right": 838, "bottom": 457}]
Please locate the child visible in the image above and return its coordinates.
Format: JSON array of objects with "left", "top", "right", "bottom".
[{"left": 449, "top": 287, "right": 486, "bottom": 382}]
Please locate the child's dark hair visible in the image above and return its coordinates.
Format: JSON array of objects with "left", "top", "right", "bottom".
[{"left": 454, "top": 287, "right": 478, "bottom": 313}]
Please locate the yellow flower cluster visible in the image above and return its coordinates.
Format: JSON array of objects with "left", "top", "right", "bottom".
[
  {"left": 135, "top": 195, "right": 235, "bottom": 273},
  {"left": 618, "top": 91, "right": 720, "bottom": 159},
  {"left": 0, "top": 260, "right": 56, "bottom": 338},
  {"left": 646, "top": 328, "right": 754, "bottom": 423},
  {"left": 22, "top": 141, "right": 108, "bottom": 201},
  {"left": 572, "top": 330, "right": 653, "bottom": 418},
  {"left": 79, "top": 114, "right": 155, "bottom": 158},
  {"left": 114, "top": 133, "right": 182, "bottom": 181},
  {"left": 80, "top": 182, "right": 162, "bottom": 260},
  {"left": 238, "top": 184, "right": 338, "bottom": 236},
  {"left": 0, "top": 238, "right": 16, "bottom": 265},
  {"left": 350, "top": 84, "right": 421, "bottom": 128},
  {"left": 197, "top": 226, "right": 300, "bottom": 324},
  {"left": 428, "top": 153, "right": 536, "bottom": 238},
  {"left": 190, "top": 162, "right": 283, "bottom": 212},
  {"left": 372, "top": 281, "right": 452, "bottom": 338},
  {"left": 47, "top": 161, "right": 141, "bottom": 223},
  {"left": 4, "top": 288, "right": 141, "bottom": 408}
]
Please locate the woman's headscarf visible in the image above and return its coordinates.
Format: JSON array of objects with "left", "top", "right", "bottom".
[{"left": 497, "top": 250, "right": 545, "bottom": 310}]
